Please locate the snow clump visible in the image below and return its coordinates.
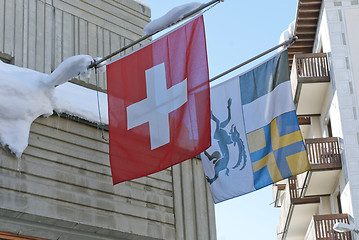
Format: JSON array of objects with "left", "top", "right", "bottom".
[
  {"left": 0, "top": 55, "right": 105, "bottom": 157},
  {"left": 143, "top": 2, "right": 202, "bottom": 35},
  {"left": 278, "top": 20, "right": 295, "bottom": 51}
]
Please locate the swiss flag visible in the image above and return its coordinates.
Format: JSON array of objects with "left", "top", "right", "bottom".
[{"left": 106, "top": 16, "right": 210, "bottom": 184}]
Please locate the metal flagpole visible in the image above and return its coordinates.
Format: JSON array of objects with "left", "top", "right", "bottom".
[
  {"left": 209, "top": 36, "right": 298, "bottom": 82},
  {"left": 89, "top": 0, "right": 224, "bottom": 69}
]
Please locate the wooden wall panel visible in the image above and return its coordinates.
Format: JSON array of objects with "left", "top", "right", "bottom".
[
  {"left": 0, "top": 0, "right": 4, "bottom": 53},
  {"left": 0, "top": 1, "right": 217, "bottom": 239},
  {"left": 3, "top": 0, "right": 15, "bottom": 55},
  {"left": 0, "top": 0, "right": 150, "bottom": 90},
  {"left": 0, "top": 116, "right": 176, "bottom": 239},
  {"left": 35, "top": 0, "right": 45, "bottom": 72},
  {"left": 44, "top": 4, "right": 53, "bottom": 74},
  {"left": 27, "top": 0, "right": 37, "bottom": 70},
  {"left": 14, "top": 0, "right": 24, "bottom": 67},
  {"left": 172, "top": 160, "right": 217, "bottom": 240}
]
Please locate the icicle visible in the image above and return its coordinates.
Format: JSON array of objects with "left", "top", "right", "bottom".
[{"left": 17, "top": 157, "right": 22, "bottom": 173}]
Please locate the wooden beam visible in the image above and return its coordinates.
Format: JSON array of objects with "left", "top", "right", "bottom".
[
  {"left": 288, "top": 46, "right": 313, "bottom": 53},
  {"left": 297, "top": 19, "right": 319, "bottom": 27},
  {"left": 295, "top": 33, "right": 315, "bottom": 40},
  {"left": 298, "top": 116, "right": 311, "bottom": 125},
  {"left": 297, "top": 11, "right": 320, "bottom": 19},
  {"left": 296, "top": 26, "right": 317, "bottom": 33}
]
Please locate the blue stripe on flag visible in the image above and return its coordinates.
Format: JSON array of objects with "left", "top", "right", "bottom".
[
  {"left": 248, "top": 111, "right": 307, "bottom": 190},
  {"left": 252, "top": 165, "right": 272, "bottom": 190},
  {"left": 276, "top": 111, "right": 301, "bottom": 136},
  {"left": 273, "top": 141, "right": 307, "bottom": 179}
]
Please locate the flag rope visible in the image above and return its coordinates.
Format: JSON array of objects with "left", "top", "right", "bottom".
[
  {"left": 89, "top": 0, "right": 223, "bottom": 69},
  {"left": 209, "top": 36, "right": 298, "bottom": 82},
  {"left": 94, "top": 67, "right": 109, "bottom": 141}
]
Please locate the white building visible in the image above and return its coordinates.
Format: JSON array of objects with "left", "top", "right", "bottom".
[
  {"left": 273, "top": 0, "right": 359, "bottom": 239},
  {"left": 0, "top": 1, "right": 216, "bottom": 239}
]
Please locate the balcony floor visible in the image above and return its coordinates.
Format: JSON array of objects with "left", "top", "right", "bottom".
[
  {"left": 296, "top": 82, "right": 330, "bottom": 115},
  {"left": 303, "top": 169, "right": 341, "bottom": 197},
  {"left": 285, "top": 200, "right": 320, "bottom": 240}
]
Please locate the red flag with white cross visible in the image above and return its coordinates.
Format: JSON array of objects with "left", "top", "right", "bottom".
[{"left": 106, "top": 16, "right": 210, "bottom": 184}]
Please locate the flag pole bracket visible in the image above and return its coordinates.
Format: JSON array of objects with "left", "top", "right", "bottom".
[
  {"left": 209, "top": 35, "right": 298, "bottom": 82},
  {"left": 89, "top": 0, "right": 223, "bottom": 69}
]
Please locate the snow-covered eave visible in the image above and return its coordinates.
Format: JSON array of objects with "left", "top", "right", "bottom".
[
  {"left": 0, "top": 55, "right": 107, "bottom": 158},
  {"left": 133, "top": 0, "right": 150, "bottom": 9},
  {"left": 54, "top": 111, "right": 109, "bottom": 129},
  {"left": 53, "top": 80, "right": 109, "bottom": 123}
]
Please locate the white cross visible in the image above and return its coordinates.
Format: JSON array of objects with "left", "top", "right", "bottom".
[{"left": 127, "top": 63, "right": 188, "bottom": 150}]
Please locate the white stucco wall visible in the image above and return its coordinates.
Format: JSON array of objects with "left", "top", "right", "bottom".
[{"left": 318, "top": 0, "right": 359, "bottom": 234}]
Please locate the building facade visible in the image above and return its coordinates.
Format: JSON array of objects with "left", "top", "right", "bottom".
[
  {"left": 0, "top": 0, "right": 217, "bottom": 239},
  {"left": 273, "top": 0, "right": 359, "bottom": 239}
]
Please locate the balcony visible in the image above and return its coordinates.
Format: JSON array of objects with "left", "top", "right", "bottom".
[
  {"left": 276, "top": 137, "right": 343, "bottom": 239},
  {"left": 278, "top": 177, "right": 320, "bottom": 239},
  {"left": 291, "top": 53, "right": 331, "bottom": 115},
  {"left": 305, "top": 214, "right": 352, "bottom": 240},
  {"left": 274, "top": 137, "right": 342, "bottom": 205},
  {"left": 301, "top": 137, "right": 342, "bottom": 197}
]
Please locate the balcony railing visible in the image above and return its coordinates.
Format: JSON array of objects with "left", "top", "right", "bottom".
[
  {"left": 305, "top": 137, "right": 342, "bottom": 170},
  {"left": 313, "top": 214, "right": 352, "bottom": 240},
  {"left": 291, "top": 53, "right": 331, "bottom": 113},
  {"left": 295, "top": 53, "right": 330, "bottom": 82},
  {"left": 288, "top": 176, "right": 320, "bottom": 204},
  {"left": 289, "top": 176, "right": 299, "bottom": 200}
]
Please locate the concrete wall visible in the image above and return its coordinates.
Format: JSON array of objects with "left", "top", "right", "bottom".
[
  {"left": 0, "top": 0, "right": 217, "bottom": 239},
  {"left": 316, "top": 0, "right": 359, "bottom": 233}
]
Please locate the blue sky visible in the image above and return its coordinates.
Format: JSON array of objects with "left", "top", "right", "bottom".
[{"left": 145, "top": 1, "right": 298, "bottom": 239}]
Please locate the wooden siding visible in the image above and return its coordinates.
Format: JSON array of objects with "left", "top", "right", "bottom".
[
  {"left": 0, "top": 116, "right": 216, "bottom": 240},
  {"left": 313, "top": 214, "right": 352, "bottom": 240},
  {"left": 0, "top": 0, "right": 151, "bottom": 91},
  {"left": 173, "top": 160, "right": 217, "bottom": 240},
  {"left": 0, "top": 116, "right": 175, "bottom": 239},
  {"left": 305, "top": 137, "right": 342, "bottom": 170},
  {"left": 0, "top": 1, "right": 217, "bottom": 239}
]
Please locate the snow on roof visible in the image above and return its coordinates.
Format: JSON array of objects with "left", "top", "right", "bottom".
[
  {"left": 0, "top": 56, "right": 107, "bottom": 158},
  {"left": 53, "top": 82, "right": 108, "bottom": 125},
  {"left": 133, "top": 0, "right": 149, "bottom": 8},
  {"left": 143, "top": 2, "right": 202, "bottom": 36}
]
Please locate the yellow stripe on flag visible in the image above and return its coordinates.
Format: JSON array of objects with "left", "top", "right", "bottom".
[
  {"left": 286, "top": 151, "right": 311, "bottom": 175},
  {"left": 271, "top": 118, "right": 303, "bottom": 151},
  {"left": 252, "top": 152, "right": 283, "bottom": 183}
]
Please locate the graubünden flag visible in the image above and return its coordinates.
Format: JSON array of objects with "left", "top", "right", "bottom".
[
  {"left": 201, "top": 50, "right": 310, "bottom": 203},
  {"left": 107, "top": 16, "right": 210, "bottom": 184}
]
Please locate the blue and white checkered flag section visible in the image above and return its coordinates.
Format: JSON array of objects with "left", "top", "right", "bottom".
[{"left": 201, "top": 50, "right": 310, "bottom": 203}]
